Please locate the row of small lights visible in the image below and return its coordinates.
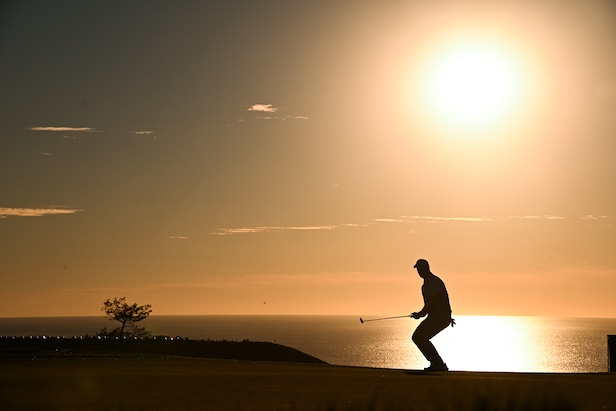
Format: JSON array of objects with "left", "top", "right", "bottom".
[{"left": 0, "top": 335, "right": 186, "bottom": 341}]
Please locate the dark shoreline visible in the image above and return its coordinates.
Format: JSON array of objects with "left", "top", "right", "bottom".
[{"left": 0, "top": 335, "right": 326, "bottom": 364}]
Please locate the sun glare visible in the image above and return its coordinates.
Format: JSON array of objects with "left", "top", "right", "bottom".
[{"left": 419, "top": 41, "right": 526, "bottom": 134}]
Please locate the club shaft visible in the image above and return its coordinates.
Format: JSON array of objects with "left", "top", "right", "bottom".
[{"left": 361, "top": 315, "right": 409, "bottom": 322}]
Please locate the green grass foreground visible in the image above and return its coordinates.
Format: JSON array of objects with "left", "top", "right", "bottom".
[{"left": 1, "top": 357, "right": 615, "bottom": 411}]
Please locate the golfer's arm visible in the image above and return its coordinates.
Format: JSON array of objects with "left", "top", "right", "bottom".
[
  {"left": 416, "top": 302, "right": 429, "bottom": 317},
  {"left": 418, "top": 293, "right": 438, "bottom": 316}
]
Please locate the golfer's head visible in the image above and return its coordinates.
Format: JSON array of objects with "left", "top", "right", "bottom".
[{"left": 413, "top": 259, "right": 430, "bottom": 276}]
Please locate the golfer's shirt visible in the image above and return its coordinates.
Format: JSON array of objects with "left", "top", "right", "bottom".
[{"left": 422, "top": 274, "right": 452, "bottom": 318}]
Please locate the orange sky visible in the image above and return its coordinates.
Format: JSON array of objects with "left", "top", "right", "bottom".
[{"left": 1, "top": 1, "right": 615, "bottom": 318}]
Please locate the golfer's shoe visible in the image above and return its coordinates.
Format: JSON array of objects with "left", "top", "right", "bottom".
[{"left": 424, "top": 362, "right": 448, "bottom": 372}]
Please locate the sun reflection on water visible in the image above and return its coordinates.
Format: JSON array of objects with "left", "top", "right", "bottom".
[
  {"left": 357, "top": 316, "right": 563, "bottom": 372},
  {"left": 342, "top": 316, "right": 612, "bottom": 372},
  {"left": 351, "top": 316, "right": 547, "bottom": 371},
  {"left": 435, "top": 316, "right": 542, "bottom": 372}
]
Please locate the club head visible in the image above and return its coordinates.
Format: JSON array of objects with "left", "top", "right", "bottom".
[{"left": 359, "top": 317, "right": 364, "bottom": 324}]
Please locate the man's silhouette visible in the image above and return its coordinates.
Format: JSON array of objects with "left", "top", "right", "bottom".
[{"left": 411, "top": 259, "right": 454, "bottom": 371}]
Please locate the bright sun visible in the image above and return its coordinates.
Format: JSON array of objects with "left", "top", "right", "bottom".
[{"left": 420, "top": 41, "right": 525, "bottom": 133}]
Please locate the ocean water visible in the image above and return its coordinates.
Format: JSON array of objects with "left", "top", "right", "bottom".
[{"left": 1, "top": 315, "right": 614, "bottom": 373}]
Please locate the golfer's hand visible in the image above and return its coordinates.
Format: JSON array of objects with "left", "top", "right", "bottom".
[{"left": 411, "top": 312, "right": 421, "bottom": 319}]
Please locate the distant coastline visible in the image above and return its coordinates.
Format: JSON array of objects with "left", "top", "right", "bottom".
[
  {"left": 0, "top": 335, "right": 326, "bottom": 364},
  {"left": 1, "top": 315, "right": 614, "bottom": 372}
]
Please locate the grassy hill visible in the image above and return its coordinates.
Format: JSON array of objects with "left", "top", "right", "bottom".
[{"left": 0, "top": 335, "right": 326, "bottom": 364}]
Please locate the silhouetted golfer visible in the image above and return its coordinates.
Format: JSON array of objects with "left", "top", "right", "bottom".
[{"left": 410, "top": 259, "right": 455, "bottom": 371}]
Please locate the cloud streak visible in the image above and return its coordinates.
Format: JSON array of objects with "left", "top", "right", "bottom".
[
  {"left": 581, "top": 215, "right": 613, "bottom": 220},
  {"left": 244, "top": 104, "right": 308, "bottom": 121},
  {"left": 248, "top": 104, "right": 278, "bottom": 113},
  {"left": 404, "top": 215, "right": 495, "bottom": 222},
  {"left": 254, "top": 115, "right": 309, "bottom": 121},
  {"left": 27, "top": 126, "right": 99, "bottom": 132},
  {"left": 213, "top": 225, "right": 337, "bottom": 236},
  {"left": 212, "top": 214, "right": 605, "bottom": 236},
  {"left": 0, "top": 207, "right": 83, "bottom": 218},
  {"left": 504, "top": 215, "right": 564, "bottom": 220}
]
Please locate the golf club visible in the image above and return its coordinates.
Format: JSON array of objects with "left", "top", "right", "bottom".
[{"left": 359, "top": 315, "right": 410, "bottom": 324}]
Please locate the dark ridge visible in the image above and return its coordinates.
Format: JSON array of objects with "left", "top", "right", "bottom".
[{"left": 0, "top": 336, "right": 327, "bottom": 364}]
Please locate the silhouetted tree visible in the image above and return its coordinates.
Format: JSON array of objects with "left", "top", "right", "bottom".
[{"left": 100, "top": 297, "right": 152, "bottom": 338}]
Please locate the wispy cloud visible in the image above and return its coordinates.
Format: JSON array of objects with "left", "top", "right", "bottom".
[
  {"left": 400, "top": 215, "right": 568, "bottom": 223},
  {"left": 248, "top": 104, "right": 278, "bottom": 113},
  {"left": 212, "top": 214, "right": 603, "bottom": 236},
  {"left": 402, "top": 215, "right": 496, "bottom": 222},
  {"left": 580, "top": 215, "right": 614, "bottom": 227},
  {"left": 254, "top": 115, "right": 309, "bottom": 121},
  {"left": 580, "top": 215, "right": 613, "bottom": 220},
  {"left": 169, "top": 236, "right": 189, "bottom": 239},
  {"left": 340, "top": 223, "right": 370, "bottom": 228},
  {"left": 27, "top": 126, "right": 99, "bottom": 132},
  {"left": 244, "top": 104, "right": 308, "bottom": 121},
  {"left": 504, "top": 215, "right": 565, "bottom": 220},
  {"left": 375, "top": 218, "right": 407, "bottom": 223},
  {"left": 0, "top": 207, "right": 83, "bottom": 218},
  {"left": 213, "top": 225, "right": 337, "bottom": 236},
  {"left": 131, "top": 130, "right": 159, "bottom": 141}
]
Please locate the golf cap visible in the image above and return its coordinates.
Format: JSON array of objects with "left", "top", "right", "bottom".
[{"left": 413, "top": 259, "right": 429, "bottom": 269}]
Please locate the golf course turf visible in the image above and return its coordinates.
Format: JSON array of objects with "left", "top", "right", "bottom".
[
  {"left": 1, "top": 357, "right": 615, "bottom": 410},
  {"left": 1, "top": 337, "right": 615, "bottom": 410}
]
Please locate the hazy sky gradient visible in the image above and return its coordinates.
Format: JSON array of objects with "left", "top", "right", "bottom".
[{"left": 1, "top": 0, "right": 615, "bottom": 317}]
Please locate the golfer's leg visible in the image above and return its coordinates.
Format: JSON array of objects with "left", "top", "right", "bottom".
[
  {"left": 412, "top": 321, "right": 439, "bottom": 363},
  {"left": 412, "top": 317, "right": 448, "bottom": 364}
]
